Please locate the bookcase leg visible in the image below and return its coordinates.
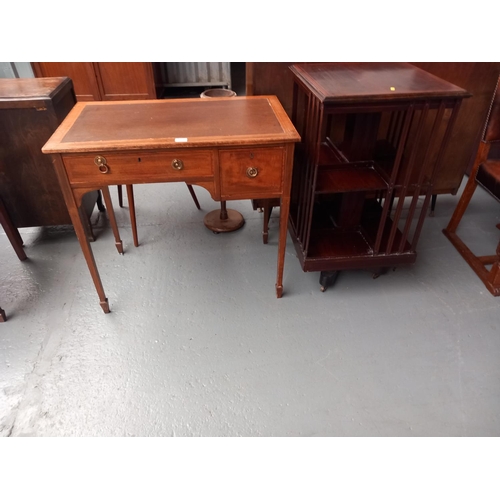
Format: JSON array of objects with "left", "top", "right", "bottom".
[{"left": 319, "top": 271, "right": 339, "bottom": 292}]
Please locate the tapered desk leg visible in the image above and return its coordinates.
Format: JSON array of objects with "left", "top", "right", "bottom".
[
  {"left": 101, "top": 186, "right": 124, "bottom": 254},
  {"left": 186, "top": 184, "right": 201, "bottom": 210},
  {"left": 276, "top": 196, "right": 291, "bottom": 298},
  {"left": 262, "top": 199, "right": 273, "bottom": 245},
  {"left": 126, "top": 185, "right": 139, "bottom": 247},
  {"left": 117, "top": 185, "right": 123, "bottom": 208},
  {"left": 50, "top": 155, "right": 111, "bottom": 313},
  {"left": 70, "top": 196, "right": 110, "bottom": 313},
  {"left": 276, "top": 145, "right": 294, "bottom": 298}
]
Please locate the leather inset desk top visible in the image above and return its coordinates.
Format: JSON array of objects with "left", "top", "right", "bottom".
[{"left": 43, "top": 96, "right": 297, "bottom": 153}]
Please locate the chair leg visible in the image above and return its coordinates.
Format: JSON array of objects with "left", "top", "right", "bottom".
[
  {"left": 488, "top": 262, "right": 500, "bottom": 289},
  {"left": 186, "top": 184, "right": 201, "bottom": 210},
  {"left": 101, "top": 186, "right": 124, "bottom": 254},
  {"left": 445, "top": 174, "right": 478, "bottom": 234},
  {"left": 0, "top": 307, "right": 6, "bottom": 322},
  {"left": 487, "top": 239, "right": 500, "bottom": 288},
  {"left": 117, "top": 185, "right": 123, "bottom": 208},
  {"left": 126, "top": 185, "right": 139, "bottom": 247},
  {"left": 443, "top": 210, "right": 500, "bottom": 296}
]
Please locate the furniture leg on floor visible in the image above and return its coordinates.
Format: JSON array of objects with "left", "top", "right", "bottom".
[
  {"left": 115, "top": 183, "right": 201, "bottom": 247},
  {"left": 100, "top": 186, "right": 124, "bottom": 254},
  {"left": 0, "top": 195, "right": 27, "bottom": 261},
  {"left": 203, "top": 201, "right": 245, "bottom": 233},
  {"left": 251, "top": 198, "right": 280, "bottom": 244}
]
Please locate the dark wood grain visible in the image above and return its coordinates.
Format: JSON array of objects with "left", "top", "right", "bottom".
[
  {"left": 290, "top": 63, "right": 469, "bottom": 103},
  {"left": 246, "top": 62, "right": 299, "bottom": 116},
  {"left": 411, "top": 62, "right": 500, "bottom": 193},
  {"left": 247, "top": 62, "right": 500, "bottom": 196},
  {"left": 287, "top": 63, "right": 468, "bottom": 288},
  {"left": 0, "top": 77, "right": 96, "bottom": 228}
]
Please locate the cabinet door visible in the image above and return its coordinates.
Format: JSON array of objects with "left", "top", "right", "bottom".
[
  {"left": 31, "top": 62, "right": 101, "bottom": 101},
  {"left": 94, "top": 62, "right": 156, "bottom": 100}
]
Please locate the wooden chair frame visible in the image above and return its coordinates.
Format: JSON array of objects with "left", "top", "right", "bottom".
[{"left": 443, "top": 76, "right": 500, "bottom": 296}]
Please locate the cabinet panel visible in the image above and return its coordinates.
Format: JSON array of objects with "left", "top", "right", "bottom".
[
  {"left": 95, "top": 63, "right": 156, "bottom": 100},
  {"left": 411, "top": 62, "right": 500, "bottom": 192},
  {"left": 0, "top": 77, "right": 96, "bottom": 227},
  {"left": 31, "top": 62, "right": 101, "bottom": 101}
]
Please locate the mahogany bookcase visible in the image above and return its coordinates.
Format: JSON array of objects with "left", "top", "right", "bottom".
[{"left": 287, "top": 63, "right": 470, "bottom": 291}]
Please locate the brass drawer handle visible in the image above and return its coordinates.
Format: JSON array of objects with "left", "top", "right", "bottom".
[
  {"left": 246, "top": 167, "right": 258, "bottom": 178},
  {"left": 172, "top": 159, "right": 184, "bottom": 170},
  {"left": 94, "top": 155, "right": 109, "bottom": 174}
]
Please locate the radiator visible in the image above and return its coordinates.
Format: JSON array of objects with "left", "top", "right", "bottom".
[{"left": 154, "top": 62, "right": 231, "bottom": 88}]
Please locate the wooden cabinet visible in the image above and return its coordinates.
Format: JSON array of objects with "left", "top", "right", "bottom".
[
  {"left": 0, "top": 77, "right": 96, "bottom": 229},
  {"left": 32, "top": 62, "right": 157, "bottom": 101},
  {"left": 31, "top": 63, "right": 100, "bottom": 101},
  {"left": 288, "top": 63, "right": 470, "bottom": 290},
  {"left": 94, "top": 63, "right": 157, "bottom": 100},
  {"left": 410, "top": 62, "right": 500, "bottom": 192}
]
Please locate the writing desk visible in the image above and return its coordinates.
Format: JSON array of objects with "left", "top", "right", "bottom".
[{"left": 42, "top": 96, "right": 300, "bottom": 313}]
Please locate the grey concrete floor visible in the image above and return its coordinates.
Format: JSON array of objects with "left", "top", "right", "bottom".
[{"left": 1, "top": 179, "right": 499, "bottom": 437}]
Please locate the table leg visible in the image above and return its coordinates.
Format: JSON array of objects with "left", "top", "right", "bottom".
[
  {"left": 186, "top": 184, "right": 201, "bottom": 210},
  {"left": 79, "top": 205, "right": 96, "bottom": 242},
  {"left": 0, "top": 307, "right": 6, "bottom": 322},
  {"left": 117, "top": 185, "right": 123, "bottom": 208},
  {"left": 71, "top": 196, "right": 110, "bottom": 313},
  {"left": 276, "top": 144, "right": 294, "bottom": 298},
  {"left": 262, "top": 199, "right": 273, "bottom": 245},
  {"left": 276, "top": 195, "right": 290, "bottom": 298},
  {"left": 0, "top": 196, "right": 27, "bottom": 261},
  {"left": 50, "top": 156, "right": 110, "bottom": 313},
  {"left": 126, "top": 185, "right": 139, "bottom": 247},
  {"left": 96, "top": 190, "right": 106, "bottom": 212},
  {"left": 101, "top": 186, "right": 124, "bottom": 254}
]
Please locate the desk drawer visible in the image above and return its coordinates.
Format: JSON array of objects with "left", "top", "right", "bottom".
[
  {"left": 219, "top": 147, "right": 283, "bottom": 199},
  {"left": 63, "top": 150, "right": 214, "bottom": 185}
]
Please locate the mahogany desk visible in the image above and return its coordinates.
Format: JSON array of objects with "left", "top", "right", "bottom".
[{"left": 42, "top": 96, "right": 300, "bottom": 313}]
